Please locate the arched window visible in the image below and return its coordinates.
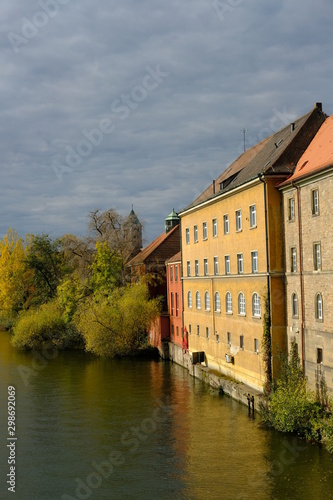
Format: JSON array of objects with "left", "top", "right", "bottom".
[
  {"left": 225, "top": 292, "right": 232, "bottom": 313},
  {"left": 252, "top": 293, "right": 261, "bottom": 317},
  {"left": 214, "top": 292, "right": 221, "bottom": 312},
  {"left": 292, "top": 293, "right": 298, "bottom": 318},
  {"left": 238, "top": 292, "right": 246, "bottom": 315},
  {"left": 196, "top": 291, "right": 201, "bottom": 309},
  {"left": 205, "top": 291, "right": 210, "bottom": 311},
  {"left": 187, "top": 291, "right": 192, "bottom": 309},
  {"left": 315, "top": 293, "right": 323, "bottom": 320}
]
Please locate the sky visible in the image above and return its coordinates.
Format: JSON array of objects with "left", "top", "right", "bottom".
[{"left": 1, "top": 0, "right": 333, "bottom": 245}]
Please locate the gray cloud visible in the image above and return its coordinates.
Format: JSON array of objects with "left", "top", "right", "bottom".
[{"left": 1, "top": 0, "right": 333, "bottom": 242}]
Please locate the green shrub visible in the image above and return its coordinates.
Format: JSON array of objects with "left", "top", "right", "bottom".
[{"left": 11, "top": 300, "right": 84, "bottom": 350}]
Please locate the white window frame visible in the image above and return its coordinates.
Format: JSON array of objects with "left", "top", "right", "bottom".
[
  {"left": 195, "top": 259, "right": 199, "bottom": 276},
  {"left": 314, "top": 243, "right": 321, "bottom": 271},
  {"left": 235, "top": 209, "right": 242, "bottom": 232},
  {"left": 223, "top": 214, "right": 229, "bottom": 235},
  {"left": 288, "top": 197, "right": 295, "bottom": 221},
  {"left": 203, "top": 221, "right": 207, "bottom": 240},
  {"left": 185, "top": 227, "right": 190, "bottom": 245},
  {"left": 252, "top": 293, "right": 261, "bottom": 318},
  {"left": 187, "top": 261, "right": 191, "bottom": 277},
  {"left": 316, "top": 293, "right": 323, "bottom": 321},
  {"left": 238, "top": 292, "right": 246, "bottom": 315},
  {"left": 312, "top": 189, "right": 319, "bottom": 216},
  {"left": 170, "top": 266, "right": 173, "bottom": 282},
  {"left": 225, "top": 255, "right": 230, "bottom": 275},
  {"left": 196, "top": 291, "right": 201, "bottom": 310},
  {"left": 212, "top": 218, "right": 217, "bottom": 238},
  {"left": 214, "top": 256, "right": 219, "bottom": 275},
  {"left": 214, "top": 292, "right": 221, "bottom": 313},
  {"left": 194, "top": 225, "right": 198, "bottom": 243},
  {"left": 292, "top": 293, "right": 298, "bottom": 318},
  {"left": 291, "top": 247, "right": 297, "bottom": 273},
  {"left": 249, "top": 204, "right": 257, "bottom": 228},
  {"left": 251, "top": 251, "right": 258, "bottom": 273},
  {"left": 187, "top": 291, "right": 192, "bottom": 309},
  {"left": 204, "top": 258, "right": 208, "bottom": 276},
  {"left": 237, "top": 253, "right": 243, "bottom": 274},
  {"left": 205, "top": 291, "right": 210, "bottom": 311},
  {"left": 225, "top": 292, "right": 232, "bottom": 314}
]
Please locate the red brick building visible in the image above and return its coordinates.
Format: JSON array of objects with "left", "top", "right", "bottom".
[{"left": 166, "top": 251, "right": 187, "bottom": 349}]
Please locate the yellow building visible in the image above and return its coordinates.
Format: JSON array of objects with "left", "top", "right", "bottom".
[{"left": 179, "top": 103, "right": 326, "bottom": 391}]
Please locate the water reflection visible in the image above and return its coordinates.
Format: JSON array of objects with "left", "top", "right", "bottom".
[{"left": 0, "top": 333, "right": 333, "bottom": 500}]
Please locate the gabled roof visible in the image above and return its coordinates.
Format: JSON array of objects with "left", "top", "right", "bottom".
[
  {"left": 181, "top": 104, "right": 326, "bottom": 213},
  {"left": 166, "top": 250, "right": 181, "bottom": 265},
  {"left": 279, "top": 115, "right": 333, "bottom": 187},
  {"left": 127, "top": 225, "right": 180, "bottom": 267}
]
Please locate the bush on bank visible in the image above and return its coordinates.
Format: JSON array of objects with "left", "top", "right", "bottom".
[
  {"left": 260, "top": 340, "right": 333, "bottom": 452},
  {"left": 11, "top": 300, "right": 83, "bottom": 350}
]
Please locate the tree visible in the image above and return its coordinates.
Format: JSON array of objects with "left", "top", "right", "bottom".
[
  {"left": 0, "top": 229, "right": 32, "bottom": 321},
  {"left": 89, "top": 241, "right": 123, "bottom": 295},
  {"left": 24, "top": 234, "right": 67, "bottom": 306},
  {"left": 74, "top": 280, "right": 160, "bottom": 357}
]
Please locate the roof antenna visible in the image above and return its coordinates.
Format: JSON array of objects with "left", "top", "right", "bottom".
[{"left": 241, "top": 128, "right": 248, "bottom": 152}]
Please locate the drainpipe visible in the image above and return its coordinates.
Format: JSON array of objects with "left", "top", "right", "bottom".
[
  {"left": 258, "top": 173, "right": 272, "bottom": 383},
  {"left": 292, "top": 182, "right": 305, "bottom": 371}
]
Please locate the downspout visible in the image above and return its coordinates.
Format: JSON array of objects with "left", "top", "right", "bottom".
[
  {"left": 258, "top": 173, "right": 272, "bottom": 385},
  {"left": 293, "top": 182, "right": 305, "bottom": 371}
]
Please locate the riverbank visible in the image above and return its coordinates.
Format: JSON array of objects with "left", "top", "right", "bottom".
[{"left": 165, "top": 342, "right": 263, "bottom": 412}]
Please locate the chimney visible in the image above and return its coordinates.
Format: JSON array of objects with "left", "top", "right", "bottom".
[
  {"left": 315, "top": 102, "right": 322, "bottom": 111},
  {"left": 291, "top": 123, "right": 295, "bottom": 132},
  {"left": 213, "top": 180, "right": 215, "bottom": 194}
]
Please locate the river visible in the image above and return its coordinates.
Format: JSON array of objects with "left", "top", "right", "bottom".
[{"left": 0, "top": 332, "right": 332, "bottom": 499}]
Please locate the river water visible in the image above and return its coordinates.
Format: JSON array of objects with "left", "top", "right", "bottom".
[{"left": 0, "top": 332, "right": 332, "bottom": 500}]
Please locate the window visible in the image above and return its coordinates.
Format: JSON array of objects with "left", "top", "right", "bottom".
[
  {"left": 212, "top": 218, "right": 217, "bottom": 237},
  {"left": 249, "top": 204, "right": 257, "bottom": 228},
  {"left": 254, "top": 338, "right": 259, "bottom": 353},
  {"left": 251, "top": 251, "right": 258, "bottom": 273},
  {"left": 214, "top": 292, "right": 221, "bottom": 312},
  {"left": 216, "top": 334, "right": 220, "bottom": 343},
  {"left": 205, "top": 291, "right": 210, "bottom": 311},
  {"left": 288, "top": 197, "right": 295, "bottom": 221},
  {"left": 237, "top": 253, "right": 243, "bottom": 274},
  {"left": 197, "top": 325, "right": 200, "bottom": 336},
  {"left": 189, "top": 324, "right": 191, "bottom": 334},
  {"left": 291, "top": 247, "right": 297, "bottom": 273},
  {"left": 171, "top": 324, "right": 174, "bottom": 338},
  {"left": 312, "top": 189, "right": 319, "bottom": 216},
  {"left": 195, "top": 259, "right": 199, "bottom": 276},
  {"left": 206, "top": 327, "right": 209, "bottom": 339},
  {"left": 170, "top": 266, "right": 173, "bottom": 282},
  {"left": 187, "top": 261, "right": 191, "bottom": 277},
  {"left": 171, "top": 293, "right": 174, "bottom": 316},
  {"left": 238, "top": 292, "right": 246, "bottom": 315},
  {"left": 186, "top": 227, "right": 190, "bottom": 245},
  {"left": 175, "top": 265, "right": 178, "bottom": 282},
  {"left": 194, "top": 225, "right": 198, "bottom": 243},
  {"left": 176, "top": 293, "right": 179, "bottom": 316},
  {"left": 240, "top": 335, "right": 244, "bottom": 350},
  {"left": 204, "top": 258, "right": 208, "bottom": 276},
  {"left": 196, "top": 291, "right": 201, "bottom": 309},
  {"left": 187, "top": 291, "right": 192, "bottom": 308},
  {"left": 203, "top": 221, "right": 207, "bottom": 240},
  {"left": 223, "top": 214, "right": 229, "bottom": 235},
  {"left": 314, "top": 243, "right": 321, "bottom": 271},
  {"left": 317, "top": 348, "right": 323, "bottom": 364},
  {"left": 292, "top": 293, "right": 298, "bottom": 318},
  {"left": 226, "top": 292, "right": 232, "bottom": 314},
  {"left": 227, "top": 332, "right": 231, "bottom": 345},
  {"left": 214, "top": 256, "right": 219, "bottom": 275},
  {"left": 176, "top": 326, "right": 179, "bottom": 336},
  {"left": 315, "top": 293, "right": 323, "bottom": 321},
  {"left": 225, "top": 255, "right": 230, "bottom": 275},
  {"left": 235, "top": 210, "right": 242, "bottom": 231},
  {"left": 252, "top": 293, "right": 261, "bottom": 317}
]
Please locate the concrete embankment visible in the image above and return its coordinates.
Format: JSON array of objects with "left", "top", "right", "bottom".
[{"left": 164, "top": 342, "right": 263, "bottom": 412}]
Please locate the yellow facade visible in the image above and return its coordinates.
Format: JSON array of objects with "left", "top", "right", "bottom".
[{"left": 181, "top": 177, "right": 286, "bottom": 391}]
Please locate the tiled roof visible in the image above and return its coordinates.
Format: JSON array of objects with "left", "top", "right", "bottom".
[
  {"left": 166, "top": 251, "right": 181, "bottom": 265},
  {"left": 279, "top": 115, "right": 333, "bottom": 186},
  {"left": 181, "top": 104, "right": 326, "bottom": 213},
  {"left": 127, "top": 225, "right": 180, "bottom": 266}
]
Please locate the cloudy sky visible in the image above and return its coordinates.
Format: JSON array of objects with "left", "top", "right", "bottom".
[{"left": 1, "top": 0, "right": 333, "bottom": 244}]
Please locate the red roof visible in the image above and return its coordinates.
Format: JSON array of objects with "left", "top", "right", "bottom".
[
  {"left": 127, "top": 225, "right": 180, "bottom": 266},
  {"left": 279, "top": 115, "right": 333, "bottom": 186}
]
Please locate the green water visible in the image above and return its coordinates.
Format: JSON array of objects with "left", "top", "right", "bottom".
[{"left": 0, "top": 332, "right": 332, "bottom": 499}]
